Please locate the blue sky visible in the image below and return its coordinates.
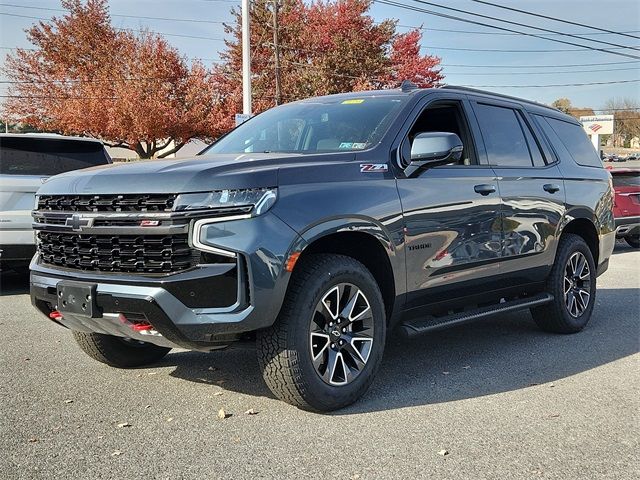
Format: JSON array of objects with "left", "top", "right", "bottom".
[{"left": 1, "top": 0, "right": 638, "bottom": 110}]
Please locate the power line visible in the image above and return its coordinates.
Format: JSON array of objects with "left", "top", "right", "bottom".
[
  {"left": 470, "top": 0, "right": 640, "bottom": 41},
  {"left": 0, "top": 12, "right": 225, "bottom": 42},
  {"left": 454, "top": 79, "right": 640, "bottom": 88},
  {"left": 443, "top": 66, "right": 640, "bottom": 76},
  {"left": 376, "top": 0, "right": 640, "bottom": 60},
  {"left": 401, "top": 0, "right": 639, "bottom": 52},
  {"left": 0, "top": 3, "right": 227, "bottom": 24},
  {"left": 396, "top": 23, "right": 640, "bottom": 37},
  {"left": 440, "top": 61, "right": 639, "bottom": 68}
]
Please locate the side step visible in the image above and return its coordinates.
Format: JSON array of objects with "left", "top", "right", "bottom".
[{"left": 400, "top": 293, "right": 554, "bottom": 338}]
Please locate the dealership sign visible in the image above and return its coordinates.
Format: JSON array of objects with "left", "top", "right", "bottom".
[{"left": 580, "top": 115, "right": 614, "bottom": 135}]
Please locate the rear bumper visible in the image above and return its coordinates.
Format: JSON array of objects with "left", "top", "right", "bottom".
[
  {"left": 615, "top": 216, "right": 640, "bottom": 237},
  {"left": 30, "top": 212, "right": 301, "bottom": 351}
]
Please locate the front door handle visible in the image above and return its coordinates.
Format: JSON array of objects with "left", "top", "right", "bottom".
[
  {"left": 543, "top": 183, "right": 561, "bottom": 194},
  {"left": 474, "top": 184, "right": 496, "bottom": 196}
]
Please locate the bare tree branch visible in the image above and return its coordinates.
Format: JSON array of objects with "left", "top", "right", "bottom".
[{"left": 157, "top": 141, "right": 186, "bottom": 158}]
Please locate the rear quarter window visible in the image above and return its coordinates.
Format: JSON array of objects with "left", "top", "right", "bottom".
[
  {"left": 0, "top": 137, "right": 109, "bottom": 175},
  {"left": 538, "top": 116, "right": 602, "bottom": 168}
]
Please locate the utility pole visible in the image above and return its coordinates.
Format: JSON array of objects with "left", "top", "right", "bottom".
[
  {"left": 241, "top": 0, "right": 251, "bottom": 115},
  {"left": 272, "top": 0, "right": 282, "bottom": 106}
]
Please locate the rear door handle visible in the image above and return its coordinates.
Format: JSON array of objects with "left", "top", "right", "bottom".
[
  {"left": 543, "top": 183, "right": 561, "bottom": 194},
  {"left": 474, "top": 184, "right": 496, "bottom": 196}
]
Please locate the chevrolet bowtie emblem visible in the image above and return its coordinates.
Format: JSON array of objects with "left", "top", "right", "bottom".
[{"left": 65, "top": 214, "right": 93, "bottom": 231}]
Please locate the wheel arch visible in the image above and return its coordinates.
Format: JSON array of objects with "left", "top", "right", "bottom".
[
  {"left": 290, "top": 218, "right": 404, "bottom": 323},
  {"left": 560, "top": 216, "right": 599, "bottom": 266}
]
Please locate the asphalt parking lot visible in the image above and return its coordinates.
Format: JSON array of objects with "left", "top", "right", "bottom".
[{"left": 1, "top": 243, "right": 638, "bottom": 480}]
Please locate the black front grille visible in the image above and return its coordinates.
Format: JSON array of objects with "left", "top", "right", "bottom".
[
  {"left": 36, "top": 231, "right": 198, "bottom": 274},
  {"left": 37, "top": 194, "right": 177, "bottom": 212}
]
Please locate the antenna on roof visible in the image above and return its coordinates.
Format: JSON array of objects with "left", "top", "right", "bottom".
[{"left": 400, "top": 80, "right": 418, "bottom": 92}]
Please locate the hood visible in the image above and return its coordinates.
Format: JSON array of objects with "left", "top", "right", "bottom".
[{"left": 37, "top": 152, "right": 348, "bottom": 195}]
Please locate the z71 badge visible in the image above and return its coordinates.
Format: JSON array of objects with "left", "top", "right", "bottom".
[{"left": 360, "top": 163, "right": 388, "bottom": 173}]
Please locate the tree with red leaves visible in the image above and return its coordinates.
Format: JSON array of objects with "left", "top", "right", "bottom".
[
  {"left": 212, "top": 0, "right": 443, "bottom": 135},
  {"left": 2, "top": 0, "right": 217, "bottom": 158}
]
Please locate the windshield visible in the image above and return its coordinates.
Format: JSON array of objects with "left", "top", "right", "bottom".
[{"left": 204, "top": 96, "right": 406, "bottom": 155}]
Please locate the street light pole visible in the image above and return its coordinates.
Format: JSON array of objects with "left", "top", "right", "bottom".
[
  {"left": 272, "top": 0, "right": 282, "bottom": 106},
  {"left": 242, "top": 0, "right": 251, "bottom": 115}
]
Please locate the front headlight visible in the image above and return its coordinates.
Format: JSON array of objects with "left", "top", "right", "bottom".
[{"left": 174, "top": 187, "right": 277, "bottom": 216}]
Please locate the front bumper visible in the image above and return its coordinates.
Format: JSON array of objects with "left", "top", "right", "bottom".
[
  {"left": 30, "top": 212, "right": 302, "bottom": 351},
  {"left": 615, "top": 216, "right": 640, "bottom": 237}
]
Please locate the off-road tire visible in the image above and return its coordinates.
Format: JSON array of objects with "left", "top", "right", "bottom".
[
  {"left": 257, "top": 254, "right": 386, "bottom": 412},
  {"left": 531, "top": 234, "right": 596, "bottom": 334},
  {"left": 73, "top": 331, "right": 171, "bottom": 368}
]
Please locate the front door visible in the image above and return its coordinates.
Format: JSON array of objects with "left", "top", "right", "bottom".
[{"left": 394, "top": 98, "right": 502, "bottom": 312}]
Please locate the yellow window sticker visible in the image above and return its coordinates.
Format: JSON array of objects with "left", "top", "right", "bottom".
[{"left": 341, "top": 99, "right": 364, "bottom": 104}]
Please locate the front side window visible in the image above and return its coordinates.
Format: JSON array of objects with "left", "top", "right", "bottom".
[
  {"left": 474, "top": 103, "right": 533, "bottom": 167},
  {"left": 204, "top": 96, "right": 406, "bottom": 155}
]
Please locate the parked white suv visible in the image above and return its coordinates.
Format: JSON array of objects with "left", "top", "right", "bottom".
[{"left": 0, "top": 134, "right": 111, "bottom": 272}]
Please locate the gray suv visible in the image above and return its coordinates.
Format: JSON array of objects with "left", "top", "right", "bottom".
[{"left": 29, "top": 86, "right": 615, "bottom": 411}]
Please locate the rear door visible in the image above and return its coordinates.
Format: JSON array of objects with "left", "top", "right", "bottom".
[{"left": 469, "top": 99, "right": 565, "bottom": 284}]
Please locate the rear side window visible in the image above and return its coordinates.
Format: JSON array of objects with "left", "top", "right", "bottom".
[
  {"left": 611, "top": 172, "right": 639, "bottom": 187},
  {"left": 541, "top": 116, "right": 602, "bottom": 168},
  {"left": 0, "top": 137, "right": 109, "bottom": 175},
  {"left": 473, "top": 103, "right": 532, "bottom": 167}
]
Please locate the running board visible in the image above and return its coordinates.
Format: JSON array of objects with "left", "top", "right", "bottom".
[{"left": 400, "top": 293, "right": 554, "bottom": 338}]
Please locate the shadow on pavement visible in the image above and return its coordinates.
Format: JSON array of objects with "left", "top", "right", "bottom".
[
  {"left": 164, "top": 286, "right": 639, "bottom": 414},
  {"left": 0, "top": 269, "right": 30, "bottom": 296}
]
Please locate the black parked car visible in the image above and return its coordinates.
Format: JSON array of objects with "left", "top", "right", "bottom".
[{"left": 30, "top": 85, "right": 615, "bottom": 411}]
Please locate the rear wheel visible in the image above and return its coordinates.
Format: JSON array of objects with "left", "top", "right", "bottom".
[
  {"left": 257, "top": 254, "right": 386, "bottom": 412},
  {"left": 531, "top": 234, "right": 596, "bottom": 333},
  {"left": 73, "top": 331, "right": 171, "bottom": 368},
  {"left": 625, "top": 235, "right": 640, "bottom": 248}
]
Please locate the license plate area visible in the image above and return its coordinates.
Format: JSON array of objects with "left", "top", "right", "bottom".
[{"left": 56, "top": 281, "right": 99, "bottom": 318}]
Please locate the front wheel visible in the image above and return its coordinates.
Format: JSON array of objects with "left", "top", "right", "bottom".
[
  {"left": 257, "top": 254, "right": 386, "bottom": 412},
  {"left": 531, "top": 234, "right": 596, "bottom": 334},
  {"left": 73, "top": 331, "right": 171, "bottom": 368}
]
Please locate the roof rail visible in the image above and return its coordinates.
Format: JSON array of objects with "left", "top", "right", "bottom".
[{"left": 440, "top": 85, "right": 560, "bottom": 112}]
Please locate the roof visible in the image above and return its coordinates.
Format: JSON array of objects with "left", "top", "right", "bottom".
[
  {"left": 0, "top": 133, "right": 103, "bottom": 143},
  {"left": 295, "top": 85, "right": 568, "bottom": 119}
]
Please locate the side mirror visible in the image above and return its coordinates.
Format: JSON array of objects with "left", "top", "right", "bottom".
[{"left": 405, "top": 132, "right": 464, "bottom": 177}]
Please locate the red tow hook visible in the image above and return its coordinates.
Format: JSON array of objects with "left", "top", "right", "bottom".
[
  {"left": 49, "top": 310, "right": 63, "bottom": 320},
  {"left": 131, "top": 323, "right": 154, "bottom": 332}
]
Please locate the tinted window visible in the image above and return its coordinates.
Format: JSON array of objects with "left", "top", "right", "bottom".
[
  {"left": 474, "top": 104, "right": 532, "bottom": 167},
  {"left": 543, "top": 117, "right": 602, "bottom": 168},
  {"left": 205, "top": 96, "right": 406, "bottom": 154},
  {"left": 517, "top": 112, "right": 546, "bottom": 167},
  {"left": 0, "top": 137, "right": 109, "bottom": 175},
  {"left": 611, "top": 171, "right": 639, "bottom": 187}
]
